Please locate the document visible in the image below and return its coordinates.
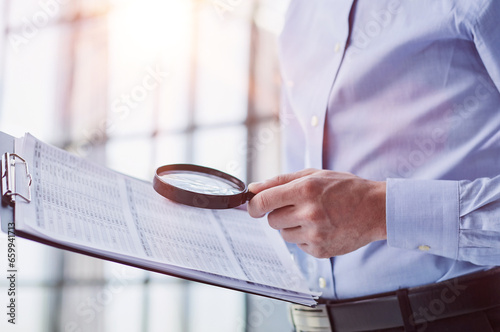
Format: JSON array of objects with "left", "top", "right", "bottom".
[{"left": 12, "top": 133, "right": 319, "bottom": 305}]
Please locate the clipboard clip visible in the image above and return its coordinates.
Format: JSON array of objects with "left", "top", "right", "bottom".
[{"left": 1, "top": 152, "right": 32, "bottom": 206}]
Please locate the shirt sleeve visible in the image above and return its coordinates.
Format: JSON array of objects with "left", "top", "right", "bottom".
[
  {"left": 386, "top": 0, "right": 500, "bottom": 267},
  {"left": 471, "top": 0, "right": 500, "bottom": 93},
  {"left": 386, "top": 176, "right": 500, "bottom": 266}
]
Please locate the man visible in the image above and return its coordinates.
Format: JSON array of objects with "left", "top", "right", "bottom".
[{"left": 247, "top": 1, "right": 500, "bottom": 331}]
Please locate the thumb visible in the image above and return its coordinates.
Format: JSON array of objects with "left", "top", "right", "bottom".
[{"left": 248, "top": 168, "right": 318, "bottom": 194}]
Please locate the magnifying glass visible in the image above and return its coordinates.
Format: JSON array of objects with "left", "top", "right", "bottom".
[{"left": 153, "top": 164, "right": 255, "bottom": 209}]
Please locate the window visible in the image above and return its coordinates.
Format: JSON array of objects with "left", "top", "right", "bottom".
[{"left": 0, "top": 0, "right": 291, "bottom": 331}]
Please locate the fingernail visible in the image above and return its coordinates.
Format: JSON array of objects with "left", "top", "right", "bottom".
[{"left": 248, "top": 182, "right": 261, "bottom": 190}]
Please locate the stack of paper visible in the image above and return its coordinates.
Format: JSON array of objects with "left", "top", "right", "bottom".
[{"left": 13, "top": 134, "right": 319, "bottom": 306}]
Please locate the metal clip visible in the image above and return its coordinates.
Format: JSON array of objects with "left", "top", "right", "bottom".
[{"left": 1, "top": 152, "right": 32, "bottom": 206}]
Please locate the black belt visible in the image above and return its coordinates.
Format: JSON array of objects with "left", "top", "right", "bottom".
[{"left": 290, "top": 267, "right": 500, "bottom": 332}]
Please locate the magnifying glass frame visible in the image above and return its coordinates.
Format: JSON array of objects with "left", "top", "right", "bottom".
[{"left": 153, "top": 164, "right": 254, "bottom": 209}]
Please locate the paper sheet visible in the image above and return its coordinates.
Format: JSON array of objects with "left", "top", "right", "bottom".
[{"left": 14, "top": 134, "right": 316, "bottom": 301}]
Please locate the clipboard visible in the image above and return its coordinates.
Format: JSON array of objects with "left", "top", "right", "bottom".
[{"left": 0, "top": 131, "right": 318, "bottom": 306}]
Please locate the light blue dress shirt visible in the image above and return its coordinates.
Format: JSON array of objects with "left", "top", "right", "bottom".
[{"left": 279, "top": 0, "right": 500, "bottom": 300}]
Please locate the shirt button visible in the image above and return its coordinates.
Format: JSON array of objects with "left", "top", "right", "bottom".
[
  {"left": 318, "top": 277, "right": 327, "bottom": 289},
  {"left": 334, "top": 42, "right": 341, "bottom": 53},
  {"left": 418, "top": 245, "right": 431, "bottom": 251},
  {"left": 311, "top": 115, "right": 319, "bottom": 127}
]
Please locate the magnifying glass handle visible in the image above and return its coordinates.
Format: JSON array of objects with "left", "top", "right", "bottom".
[{"left": 246, "top": 191, "right": 255, "bottom": 201}]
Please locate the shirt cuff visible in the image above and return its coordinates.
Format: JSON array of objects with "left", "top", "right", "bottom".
[{"left": 386, "top": 178, "right": 460, "bottom": 260}]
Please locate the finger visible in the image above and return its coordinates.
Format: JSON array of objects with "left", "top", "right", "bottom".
[
  {"left": 247, "top": 181, "right": 302, "bottom": 218},
  {"left": 267, "top": 206, "right": 302, "bottom": 230},
  {"left": 280, "top": 226, "right": 305, "bottom": 244},
  {"left": 248, "top": 168, "right": 318, "bottom": 194}
]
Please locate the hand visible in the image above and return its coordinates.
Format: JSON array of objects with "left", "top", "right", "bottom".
[{"left": 247, "top": 169, "right": 387, "bottom": 258}]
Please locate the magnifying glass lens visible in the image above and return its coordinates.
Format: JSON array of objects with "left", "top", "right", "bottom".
[
  {"left": 153, "top": 164, "right": 252, "bottom": 209},
  {"left": 158, "top": 170, "right": 242, "bottom": 196}
]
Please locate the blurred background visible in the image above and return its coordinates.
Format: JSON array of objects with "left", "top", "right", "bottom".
[{"left": 0, "top": 0, "right": 292, "bottom": 331}]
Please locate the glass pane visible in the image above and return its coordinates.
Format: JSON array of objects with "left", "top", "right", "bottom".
[
  {"left": 148, "top": 270, "right": 184, "bottom": 282},
  {"left": 148, "top": 282, "right": 186, "bottom": 332},
  {"left": 63, "top": 252, "right": 104, "bottom": 281},
  {"left": 153, "top": 133, "right": 189, "bottom": 166},
  {"left": 194, "top": 4, "right": 250, "bottom": 126},
  {"left": 104, "top": 285, "right": 144, "bottom": 332},
  {"left": 249, "top": 119, "right": 281, "bottom": 182},
  {"left": 192, "top": 125, "right": 247, "bottom": 181},
  {"left": 188, "top": 283, "right": 245, "bottom": 332},
  {"left": 0, "top": 287, "right": 55, "bottom": 332},
  {"left": 7, "top": 0, "right": 110, "bottom": 27},
  {"left": 103, "top": 261, "right": 148, "bottom": 282},
  {"left": 59, "top": 285, "right": 146, "bottom": 332},
  {"left": 1, "top": 25, "right": 67, "bottom": 143},
  {"left": 250, "top": 29, "right": 281, "bottom": 119},
  {"left": 74, "top": 0, "right": 112, "bottom": 18},
  {"left": 157, "top": 72, "right": 191, "bottom": 132},
  {"left": 67, "top": 18, "right": 109, "bottom": 149},
  {"left": 59, "top": 285, "right": 107, "bottom": 332},
  {"left": 105, "top": 70, "right": 157, "bottom": 138},
  {"left": 8, "top": 0, "right": 61, "bottom": 27},
  {"left": 107, "top": 0, "right": 193, "bottom": 136},
  {"left": 8, "top": 238, "right": 62, "bottom": 283},
  {"left": 254, "top": 0, "right": 290, "bottom": 35},
  {"left": 105, "top": 136, "right": 154, "bottom": 181},
  {"left": 0, "top": 1, "right": 6, "bottom": 92}
]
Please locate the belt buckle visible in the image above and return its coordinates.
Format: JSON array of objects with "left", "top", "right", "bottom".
[{"left": 290, "top": 304, "right": 332, "bottom": 332}]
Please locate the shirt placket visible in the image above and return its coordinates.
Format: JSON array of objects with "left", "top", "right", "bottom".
[
  {"left": 300, "top": 0, "right": 356, "bottom": 300},
  {"left": 304, "top": 0, "right": 355, "bottom": 170}
]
